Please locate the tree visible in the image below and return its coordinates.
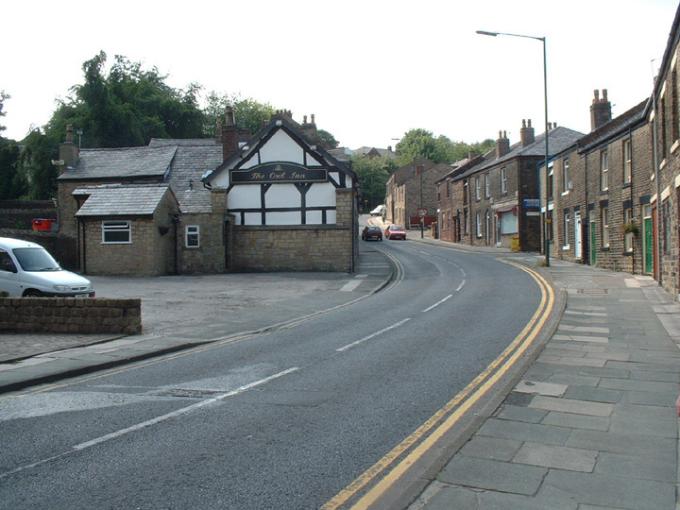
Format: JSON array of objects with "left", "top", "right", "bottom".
[
  {"left": 316, "top": 129, "right": 338, "bottom": 150},
  {"left": 0, "top": 92, "right": 27, "bottom": 199},
  {"left": 352, "top": 155, "right": 397, "bottom": 212},
  {"left": 203, "top": 92, "right": 275, "bottom": 136},
  {"left": 396, "top": 128, "right": 495, "bottom": 165}
]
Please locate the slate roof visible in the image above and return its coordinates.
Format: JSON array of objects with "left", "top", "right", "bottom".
[
  {"left": 352, "top": 146, "right": 396, "bottom": 159},
  {"left": 58, "top": 146, "right": 177, "bottom": 181},
  {"left": 454, "top": 127, "right": 585, "bottom": 180},
  {"left": 577, "top": 100, "right": 648, "bottom": 153},
  {"left": 73, "top": 184, "right": 173, "bottom": 217},
  {"left": 164, "top": 141, "right": 223, "bottom": 214}
]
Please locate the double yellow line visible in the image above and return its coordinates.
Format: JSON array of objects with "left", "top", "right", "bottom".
[{"left": 322, "top": 262, "right": 554, "bottom": 510}]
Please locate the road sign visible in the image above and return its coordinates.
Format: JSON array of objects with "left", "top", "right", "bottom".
[
  {"left": 523, "top": 198, "right": 540, "bottom": 208},
  {"left": 417, "top": 208, "right": 427, "bottom": 217}
]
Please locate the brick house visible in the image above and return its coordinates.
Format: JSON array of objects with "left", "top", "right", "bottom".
[
  {"left": 436, "top": 153, "right": 487, "bottom": 243},
  {"left": 543, "top": 92, "right": 653, "bottom": 276},
  {"left": 384, "top": 159, "right": 451, "bottom": 228},
  {"left": 441, "top": 122, "right": 583, "bottom": 250},
  {"left": 56, "top": 109, "right": 358, "bottom": 275}
]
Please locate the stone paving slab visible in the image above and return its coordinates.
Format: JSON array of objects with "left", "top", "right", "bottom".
[
  {"left": 512, "top": 442, "right": 598, "bottom": 472},
  {"left": 438, "top": 456, "right": 547, "bottom": 495}
]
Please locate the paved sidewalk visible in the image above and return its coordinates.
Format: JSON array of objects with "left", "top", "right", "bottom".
[
  {"left": 0, "top": 246, "right": 392, "bottom": 393},
  {"left": 407, "top": 252, "right": 680, "bottom": 509}
]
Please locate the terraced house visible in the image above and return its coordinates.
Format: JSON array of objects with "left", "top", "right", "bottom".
[
  {"left": 437, "top": 122, "right": 583, "bottom": 250},
  {"left": 540, "top": 3, "right": 680, "bottom": 298},
  {"left": 55, "top": 110, "right": 358, "bottom": 276}
]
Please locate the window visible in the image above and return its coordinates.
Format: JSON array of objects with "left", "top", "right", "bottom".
[
  {"left": 500, "top": 167, "right": 507, "bottom": 194},
  {"left": 623, "top": 139, "right": 632, "bottom": 185},
  {"left": 0, "top": 251, "right": 16, "bottom": 273},
  {"left": 547, "top": 164, "right": 554, "bottom": 200},
  {"left": 673, "top": 69, "right": 679, "bottom": 142},
  {"left": 562, "top": 210, "right": 571, "bottom": 248},
  {"left": 476, "top": 212, "right": 481, "bottom": 237},
  {"left": 601, "top": 207, "right": 609, "bottom": 248},
  {"left": 185, "top": 225, "right": 200, "bottom": 248},
  {"left": 102, "top": 221, "right": 131, "bottom": 244},
  {"left": 660, "top": 96, "right": 667, "bottom": 157},
  {"left": 600, "top": 150, "right": 609, "bottom": 191},
  {"left": 475, "top": 176, "right": 480, "bottom": 201},
  {"left": 484, "top": 173, "right": 490, "bottom": 198},
  {"left": 463, "top": 180, "right": 469, "bottom": 205},
  {"left": 437, "top": 184, "right": 441, "bottom": 203},
  {"left": 562, "top": 158, "right": 572, "bottom": 192},
  {"left": 463, "top": 208, "right": 469, "bottom": 235},
  {"left": 485, "top": 210, "right": 492, "bottom": 243},
  {"left": 624, "top": 208, "right": 634, "bottom": 253},
  {"left": 499, "top": 210, "right": 518, "bottom": 234}
]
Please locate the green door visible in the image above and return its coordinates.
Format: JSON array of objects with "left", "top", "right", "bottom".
[
  {"left": 590, "top": 221, "right": 597, "bottom": 265},
  {"left": 644, "top": 216, "right": 653, "bottom": 274}
]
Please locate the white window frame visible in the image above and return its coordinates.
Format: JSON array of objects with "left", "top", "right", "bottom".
[
  {"left": 475, "top": 176, "right": 481, "bottom": 201},
  {"left": 185, "top": 225, "right": 200, "bottom": 248},
  {"left": 102, "top": 220, "right": 131, "bottom": 244},
  {"left": 484, "top": 173, "right": 490, "bottom": 198},
  {"left": 562, "top": 158, "right": 572, "bottom": 194},
  {"left": 562, "top": 211, "right": 571, "bottom": 249},
  {"left": 500, "top": 167, "right": 507, "bottom": 194},
  {"left": 600, "top": 149, "right": 609, "bottom": 191},
  {"left": 601, "top": 207, "right": 609, "bottom": 248},
  {"left": 623, "top": 139, "right": 632, "bottom": 185},
  {"left": 624, "top": 208, "right": 634, "bottom": 253}
]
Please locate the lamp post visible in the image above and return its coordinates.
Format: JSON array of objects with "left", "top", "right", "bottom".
[{"left": 476, "top": 30, "right": 550, "bottom": 267}]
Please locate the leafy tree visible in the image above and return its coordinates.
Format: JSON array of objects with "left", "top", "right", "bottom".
[
  {"left": 316, "top": 129, "right": 338, "bottom": 150},
  {"left": 352, "top": 155, "right": 397, "bottom": 212},
  {"left": 203, "top": 92, "right": 275, "bottom": 136},
  {"left": 19, "top": 129, "right": 57, "bottom": 199},
  {"left": 0, "top": 92, "right": 28, "bottom": 199},
  {"left": 396, "top": 128, "right": 495, "bottom": 166}
]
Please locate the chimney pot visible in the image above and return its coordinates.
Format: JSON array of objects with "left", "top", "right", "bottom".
[
  {"left": 590, "top": 88, "right": 612, "bottom": 131},
  {"left": 311, "top": 114, "right": 316, "bottom": 125},
  {"left": 520, "top": 118, "right": 535, "bottom": 146},
  {"left": 303, "top": 115, "right": 308, "bottom": 124}
]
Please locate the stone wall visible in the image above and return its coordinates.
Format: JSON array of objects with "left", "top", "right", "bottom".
[{"left": 0, "top": 297, "right": 141, "bottom": 334}]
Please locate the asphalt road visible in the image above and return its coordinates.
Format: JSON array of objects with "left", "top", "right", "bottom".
[{"left": 0, "top": 235, "right": 541, "bottom": 509}]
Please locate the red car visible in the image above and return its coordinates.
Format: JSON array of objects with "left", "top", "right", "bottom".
[{"left": 385, "top": 225, "right": 406, "bottom": 240}]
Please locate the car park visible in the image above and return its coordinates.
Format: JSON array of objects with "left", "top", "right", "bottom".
[
  {"left": 384, "top": 225, "right": 406, "bottom": 240},
  {"left": 361, "top": 226, "right": 383, "bottom": 241},
  {"left": 0, "top": 237, "right": 94, "bottom": 297}
]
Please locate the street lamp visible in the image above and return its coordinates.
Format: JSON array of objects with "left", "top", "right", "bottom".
[{"left": 476, "top": 29, "right": 550, "bottom": 267}]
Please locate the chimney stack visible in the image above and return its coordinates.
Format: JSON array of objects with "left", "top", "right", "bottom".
[
  {"left": 590, "top": 88, "right": 612, "bottom": 131},
  {"left": 520, "top": 119, "right": 535, "bottom": 147},
  {"left": 496, "top": 130, "right": 510, "bottom": 158},
  {"left": 58, "top": 124, "right": 79, "bottom": 174},
  {"left": 221, "top": 106, "right": 240, "bottom": 162}
]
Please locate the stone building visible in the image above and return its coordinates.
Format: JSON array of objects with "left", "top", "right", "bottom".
[
  {"left": 439, "top": 122, "right": 583, "bottom": 250},
  {"left": 55, "top": 109, "right": 358, "bottom": 275},
  {"left": 542, "top": 94, "right": 653, "bottom": 276},
  {"left": 384, "top": 159, "right": 451, "bottom": 228}
]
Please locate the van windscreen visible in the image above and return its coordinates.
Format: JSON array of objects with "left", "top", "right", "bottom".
[{"left": 12, "top": 247, "right": 61, "bottom": 271}]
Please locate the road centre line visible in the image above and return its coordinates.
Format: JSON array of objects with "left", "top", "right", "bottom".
[
  {"left": 336, "top": 319, "right": 411, "bottom": 352},
  {"left": 322, "top": 262, "right": 553, "bottom": 510},
  {"left": 0, "top": 367, "right": 300, "bottom": 480},
  {"left": 421, "top": 294, "right": 453, "bottom": 313}
]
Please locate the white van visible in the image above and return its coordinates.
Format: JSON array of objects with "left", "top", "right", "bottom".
[
  {"left": 370, "top": 204, "right": 386, "bottom": 216},
  {"left": 0, "top": 237, "right": 94, "bottom": 297}
]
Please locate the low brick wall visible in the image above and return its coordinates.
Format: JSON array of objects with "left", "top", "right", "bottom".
[{"left": 0, "top": 298, "right": 142, "bottom": 335}]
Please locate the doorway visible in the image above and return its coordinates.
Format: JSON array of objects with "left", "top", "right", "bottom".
[{"left": 574, "top": 211, "right": 582, "bottom": 260}]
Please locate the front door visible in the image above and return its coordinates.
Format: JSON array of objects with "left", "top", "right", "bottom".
[
  {"left": 574, "top": 211, "right": 582, "bottom": 260},
  {"left": 643, "top": 205, "right": 653, "bottom": 274}
]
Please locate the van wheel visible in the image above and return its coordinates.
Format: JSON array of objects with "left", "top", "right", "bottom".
[{"left": 23, "top": 289, "right": 42, "bottom": 297}]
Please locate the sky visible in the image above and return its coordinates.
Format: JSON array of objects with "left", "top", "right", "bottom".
[{"left": 1, "top": 0, "right": 678, "bottom": 150}]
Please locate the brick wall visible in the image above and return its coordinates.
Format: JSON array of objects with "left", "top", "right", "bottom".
[
  {"left": 0, "top": 297, "right": 141, "bottom": 334},
  {"left": 178, "top": 212, "right": 226, "bottom": 273},
  {"left": 231, "top": 188, "right": 355, "bottom": 272},
  {"left": 0, "top": 200, "right": 56, "bottom": 230}
]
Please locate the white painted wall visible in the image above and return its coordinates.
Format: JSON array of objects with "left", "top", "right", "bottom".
[
  {"left": 306, "top": 211, "right": 322, "bottom": 224},
  {"left": 228, "top": 185, "right": 261, "bottom": 209},
  {"left": 307, "top": 183, "right": 336, "bottom": 207},
  {"left": 327, "top": 210, "right": 337, "bottom": 224},
  {"left": 259, "top": 130, "right": 304, "bottom": 164},
  {"left": 266, "top": 184, "right": 300, "bottom": 208},
  {"left": 243, "top": 212, "right": 261, "bottom": 225},
  {"left": 239, "top": 153, "right": 258, "bottom": 169},
  {"left": 266, "top": 211, "right": 300, "bottom": 225},
  {"left": 212, "top": 171, "right": 230, "bottom": 188}
]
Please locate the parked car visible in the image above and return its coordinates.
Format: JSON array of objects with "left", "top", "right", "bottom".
[
  {"left": 361, "top": 226, "right": 383, "bottom": 241},
  {"left": 385, "top": 225, "right": 406, "bottom": 240},
  {"left": 370, "top": 204, "right": 386, "bottom": 216},
  {"left": 0, "top": 237, "right": 94, "bottom": 297}
]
